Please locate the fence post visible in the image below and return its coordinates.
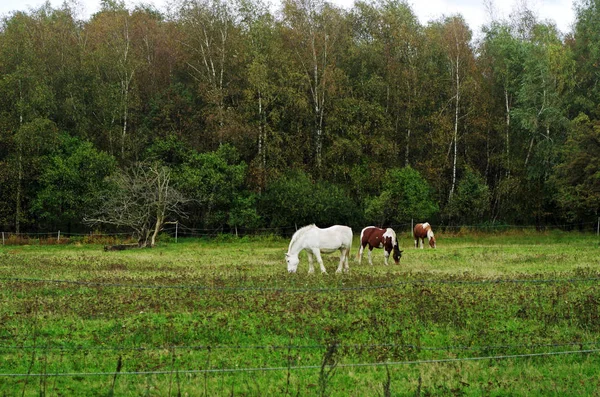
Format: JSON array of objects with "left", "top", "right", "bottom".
[
  {"left": 597, "top": 217, "right": 599, "bottom": 237},
  {"left": 175, "top": 221, "right": 178, "bottom": 243},
  {"left": 58, "top": 230, "right": 60, "bottom": 243},
  {"left": 411, "top": 219, "right": 414, "bottom": 237},
  {"left": 2, "top": 232, "right": 4, "bottom": 245}
]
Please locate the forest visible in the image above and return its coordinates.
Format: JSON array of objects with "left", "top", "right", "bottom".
[{"left": 0, "top": 0, "right": 599, "bottom": 236}]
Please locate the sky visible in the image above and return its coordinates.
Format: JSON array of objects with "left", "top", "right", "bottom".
[{"left": 0, "top": 0, "right": 577, "bottom": 38}]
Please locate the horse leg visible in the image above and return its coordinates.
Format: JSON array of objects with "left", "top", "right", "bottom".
[
  {"left": 368, "top": 248, "right": 373, "bottom": 266},
  {"left": 344, "top": 248, "right": 350, "bottom": 272},
  {"left": 306, "top": 251, "right": 315, "bottom": 274},
  {"left": 312, "top": 249, "right": 327, "bottom": 274},
  {"left": 414, "top": 238, "right": 418, "bottom": 249},
  {"left": 336, "top": 248, "right": 345, "bottom": 273},
  {"left": 384, "top": 249, "right": 390, "bottom": 266}
]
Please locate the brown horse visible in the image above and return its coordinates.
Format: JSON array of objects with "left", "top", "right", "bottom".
[
  {"left": 358, "top": 226, "right": 402, "bottom": 265},
  {"left": 414, "top": 222, "right": 436, "bottom": 248}
]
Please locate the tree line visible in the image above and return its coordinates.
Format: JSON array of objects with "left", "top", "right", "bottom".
[{"left": 0, "top": 0, "right": 599, "bottom": 237}]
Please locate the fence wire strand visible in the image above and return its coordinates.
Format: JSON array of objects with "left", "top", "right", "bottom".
[
  {"left": 0, "top": 340, "right": 598, "bottom": 353},
  {"left": 0, "top": 348, "right": 598, "bottom": 378},
  {"left": 1, "top": 220, "right": 599, "bottom": 241},
  {"left": 1, "top": 276, "right": 599, "bottom": 293}
]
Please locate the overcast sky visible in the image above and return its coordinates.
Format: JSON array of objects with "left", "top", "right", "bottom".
[{"left": 0, "top": 0, "right": 577, "bottom": 38}]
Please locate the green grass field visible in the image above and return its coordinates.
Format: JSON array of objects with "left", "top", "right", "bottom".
[{"left": 1, "top": 231, "right": 600, "bottom": 396}]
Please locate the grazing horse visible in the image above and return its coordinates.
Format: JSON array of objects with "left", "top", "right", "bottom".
[
  {"left": 358, "top": 226, "right": 403, "bottom": 265},
  {"left": 414, "top": 222, "right": 436, "bottom": 248},
  {"left": 285, "top": 224, "right": 353, "bottom": 274}
]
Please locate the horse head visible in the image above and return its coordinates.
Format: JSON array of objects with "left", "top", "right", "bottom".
[
  {"left": 429, "top": 236, "right": 436, "bottom": 248},
  {"left": 285, "top": 253, "right": 300, "bottom": 273}
]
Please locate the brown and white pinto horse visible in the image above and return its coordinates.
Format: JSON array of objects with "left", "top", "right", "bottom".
[
  {"left": 414, "top": 222, "right": 436, "bottom": 248},
  {"left": 358, "top": 226, "right": 402, "bottom": 265}
]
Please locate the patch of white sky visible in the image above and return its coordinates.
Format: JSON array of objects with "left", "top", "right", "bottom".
[{"left": 0, "top": 0, "right": 577, "bottom": 39}]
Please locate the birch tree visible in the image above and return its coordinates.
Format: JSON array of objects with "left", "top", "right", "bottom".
[
  {"left": 480, "top": 23, "right": 524, "bottom": 176},
  {"left": 178, "top": 0, "right": 238, "bottom": 146},
  {"left": 0, "top": 9, "right": 57, "bottom": 232},
  {"left": 87, "top": 1, "right": 139, "bottom": 159},
  {"left": 282, "top": 0, "right": 344, "bottom": 170},
  {"left": 239, "top": 0, "right": 282, "bottom": 190},
  {"left": 437, "top": 16, "right": 474, "bottom": 200},
  {"left": 513, "top": 23, "right": 572, "bottom": 170},
  {"left": 376, "top": 0, "right": 423, "bottom": 166}
]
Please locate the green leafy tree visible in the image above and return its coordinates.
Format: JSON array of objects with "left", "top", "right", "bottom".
[
  {"left": 238, "top": 0, "right": 289, "bottom": 190},
  {"left": 445, "top": 167, "right": 491, "bottom": 225},
  {"left": 373, "top": 0, "right": 424, "bottom": 166},
  {"left": 258, "top": 170, "right": 314, "bottom": 227},
  {"left": 175, "top": 144, "right": 249, "bottom": 228},
  {"left": 554, "top": 114, "right": 600, "bottom": 222},
  {"left": 31, "top": 134, "right": 116, "bottom": 230},
  {"left": 259, "top": 170, "right": 359, "bottom": 228},
  {"left": 479, "top": 22, "right": 525, "bottom": 176},
  {"left": 281, "top": 0, "right": 347, "bottom": 171},
  {"left": 228, "top": 193, "right": 262, "bottom": 231},
  {"left": 178, "top": 0, "right": 244, "bottom": 148},
  {"left": 0, "top": 9, "right": 58, "bottom": 231},
  {"left": 365, "top": 166, "right": 438, "bottom": 225},
  {"left": 85, "top": 3, "right": 141, "bottom": 159},
  {"left": 570, "top": 0, "right": 600, "bottom": 120}
]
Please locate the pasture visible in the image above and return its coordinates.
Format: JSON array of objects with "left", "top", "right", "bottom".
[{"left": 1, "top": 230, "right": 600, "bottom": 396}]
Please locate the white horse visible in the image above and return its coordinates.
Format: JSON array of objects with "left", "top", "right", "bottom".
[{"left": 285, "top": 224, "right": 353, "bottom": 274}]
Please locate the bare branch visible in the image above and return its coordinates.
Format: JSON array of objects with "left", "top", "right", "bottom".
[{"left": 84, "top": 162, "right": 189, "bottom": 247}]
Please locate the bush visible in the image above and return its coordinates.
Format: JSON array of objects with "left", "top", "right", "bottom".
[{"left": 259, "top": 170, "right": 360, "bottom": 228}]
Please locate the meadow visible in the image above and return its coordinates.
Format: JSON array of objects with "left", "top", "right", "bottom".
[{"left": 0, "top": 230, "right": 599, "bottom": 396}]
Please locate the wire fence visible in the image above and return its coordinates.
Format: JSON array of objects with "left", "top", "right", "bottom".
[
  {"left": 2, "top": 219, "right": 600, "bottom": 245},
  {"left": 0, "top": 340, "right": 598, "bottom": 353},
  {"left": 1, "top": 348, "right": 599, "bottom": 378},
  {"left": 2, "top": 275, "right": 600, "bottom": 292}
]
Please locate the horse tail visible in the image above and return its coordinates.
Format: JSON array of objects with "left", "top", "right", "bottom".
[{"left": 356, "top": 228, "right": 366, "bottom": 259}]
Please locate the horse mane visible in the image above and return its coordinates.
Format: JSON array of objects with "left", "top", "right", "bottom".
[
  {"left": 289, "top": 224, "right": 317, "bottom": 251},
  {"left": 384, "top": 228, "right": 398, "bottom": 246}
]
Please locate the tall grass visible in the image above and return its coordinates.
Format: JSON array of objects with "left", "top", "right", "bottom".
[{"left": 0, "top": 231, "right": 599, "bottom": 395}]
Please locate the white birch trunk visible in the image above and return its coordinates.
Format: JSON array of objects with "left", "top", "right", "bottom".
[
  {"left": 449, "top": 52, "right": 460, "bottom": 200},
  {"left": 504, "top": 88, "right": 510, "bottom": 176},
  {"left": 16, "top": 79, "right": 24, "bottom": 234}
]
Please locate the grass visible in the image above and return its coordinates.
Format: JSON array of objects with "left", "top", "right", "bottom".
[{"left": 0, "top": 230, "right": 599, "bottom": 396}]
